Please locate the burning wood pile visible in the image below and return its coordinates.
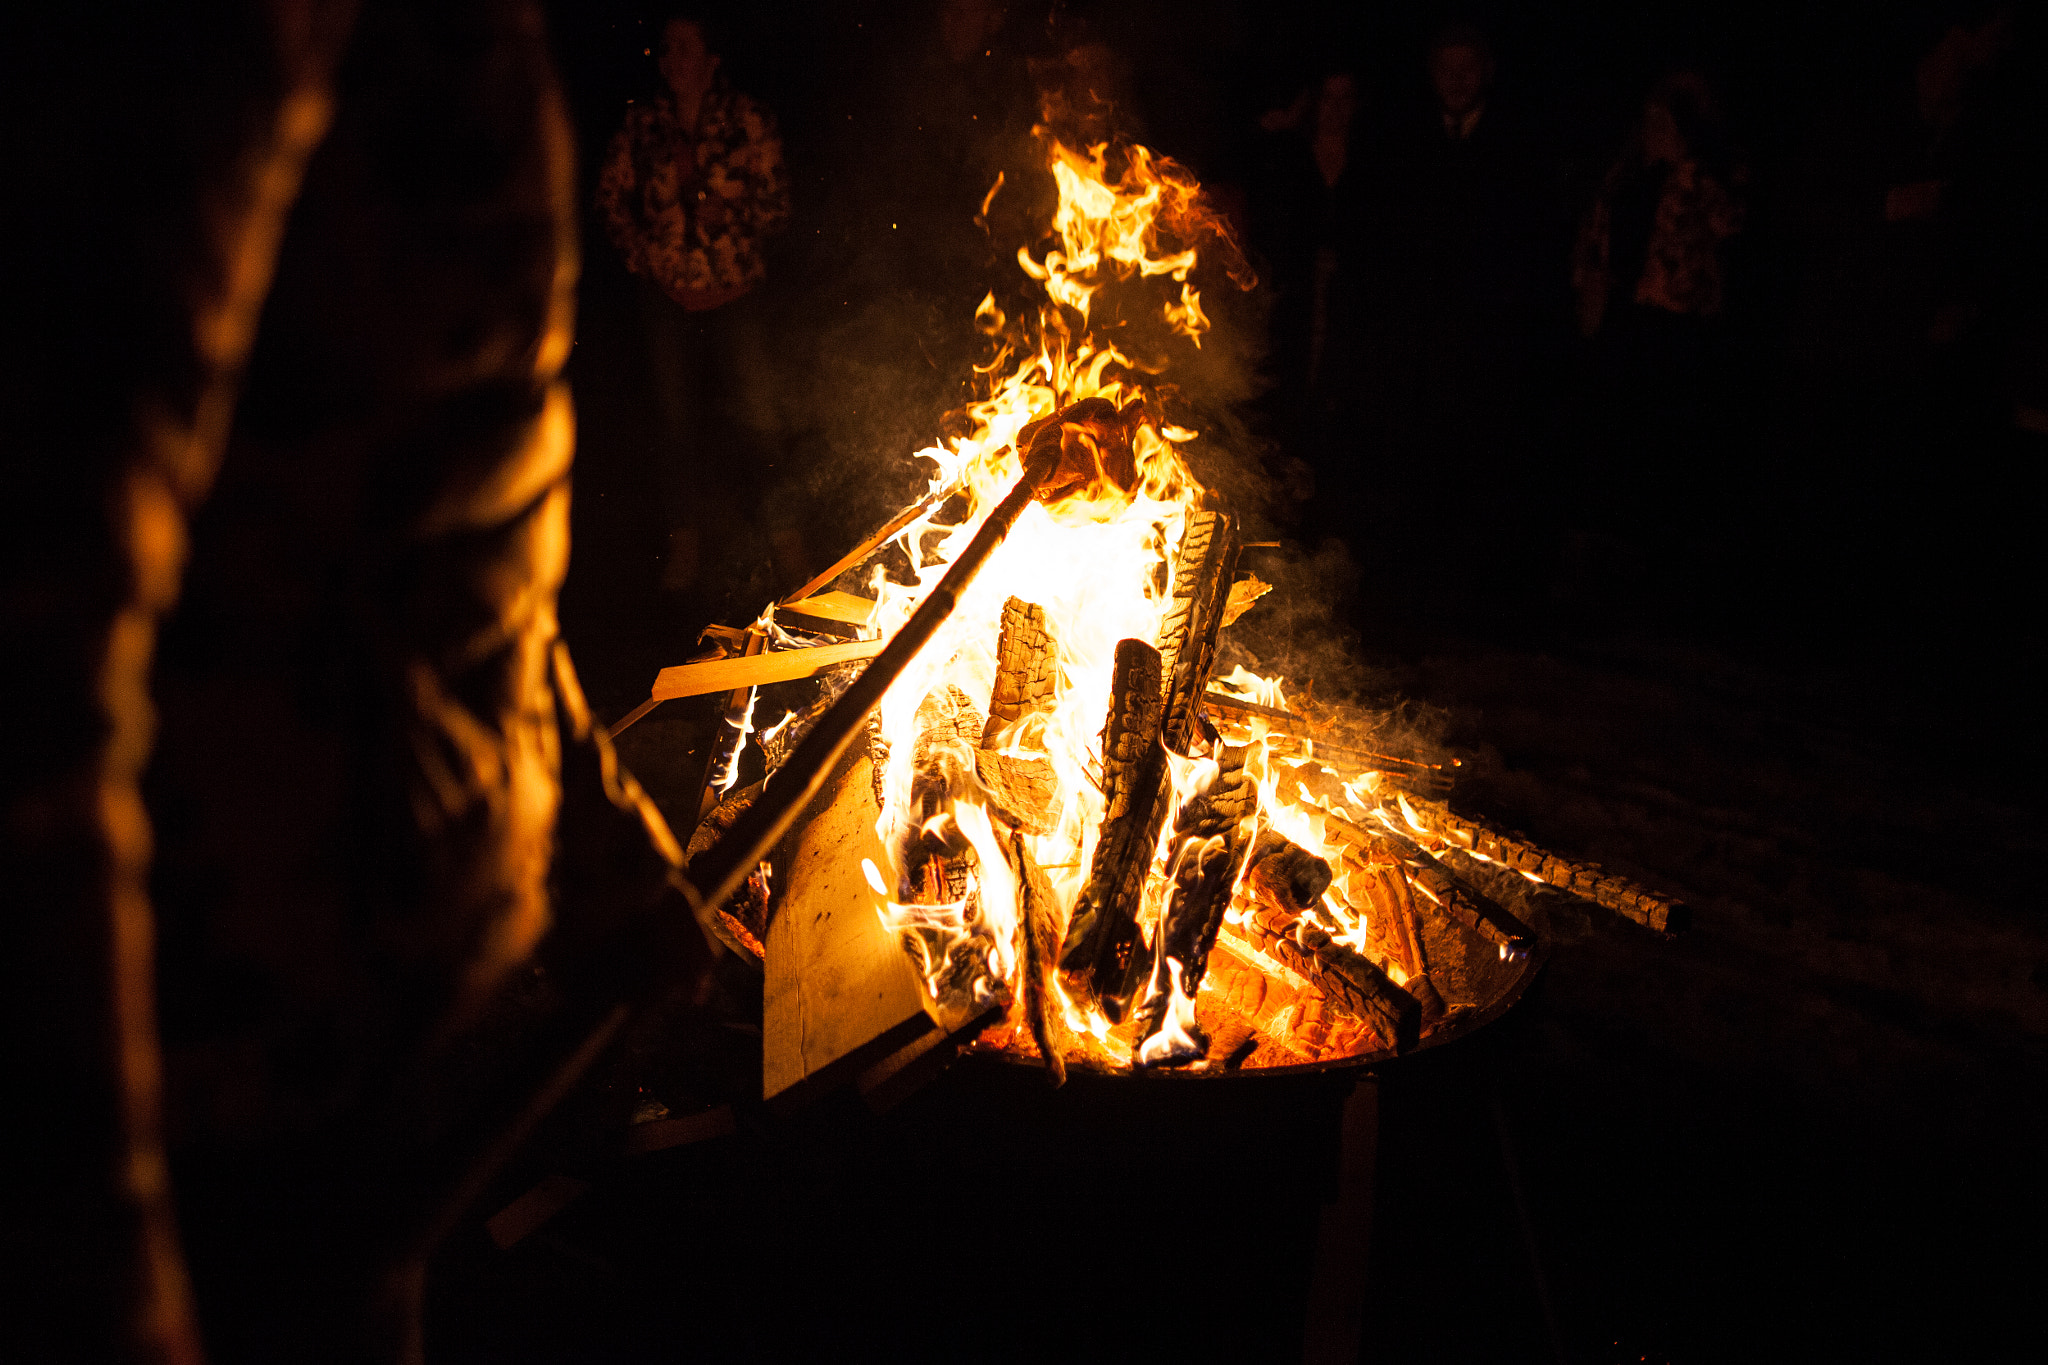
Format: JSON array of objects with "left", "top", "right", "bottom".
[{"left": 631, "top": 128, "right": 1682, "bottom": 1097}]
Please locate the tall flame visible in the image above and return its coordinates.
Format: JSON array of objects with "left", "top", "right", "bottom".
[{"left": 856, "top": 128, "right": 1266, "bottom": 1060}]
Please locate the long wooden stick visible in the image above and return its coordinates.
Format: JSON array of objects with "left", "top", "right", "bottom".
[{"left": 682, "top": 449, "right": 1056, "bottom": 918}]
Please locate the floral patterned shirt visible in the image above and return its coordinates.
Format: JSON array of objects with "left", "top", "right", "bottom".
[
  {"left": 1576, "top": 157, "right": 1747, "bottom": 329},
  {"left": 1632, "top": 160, "right": 1746, "bottom": 316},
  {"left": 597, "top": 83, "right": 791, "bottom": 310}
]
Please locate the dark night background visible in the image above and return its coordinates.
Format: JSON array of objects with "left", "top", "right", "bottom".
[{"left": 122, "top": 0, "right": 2048, "bottom": 1360}]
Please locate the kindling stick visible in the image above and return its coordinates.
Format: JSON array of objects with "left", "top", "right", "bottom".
[{"left": 681, "top": 448, "right": 1058, "bottom": 918}]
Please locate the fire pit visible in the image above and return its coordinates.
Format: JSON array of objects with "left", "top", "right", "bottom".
[{"left": 617, "top": 129, "right": 1680, "bottom": 1107}]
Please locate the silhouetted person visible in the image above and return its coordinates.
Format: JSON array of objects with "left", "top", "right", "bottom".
[
  {"left": 1250, "top": 67, "right": 1367, "bottom": 490},
  {"left": 1568, "top": 72, "right": 1747, "bottom": 549},
  {"left": 1353, "top": 23, "right": 1548, "bottom": 608},
  {"left": 1776, "top": 6, "right": 2035, "bottom": 627},
  {"left": 597, "top": 14, "right": 792, "bottom": 598}
]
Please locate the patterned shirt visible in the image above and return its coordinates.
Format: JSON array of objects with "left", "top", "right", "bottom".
[
  {"left": 1577, "top": 157, "right": 1747, "bottom": 326},
  {"left": 1633, "top": 160, "right": 1745, "bottom": 316},
  {"left": 597, "top": 83, "right": 791, "bottom": 310}
]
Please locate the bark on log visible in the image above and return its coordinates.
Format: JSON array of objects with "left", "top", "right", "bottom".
[
  {"left": 1158, "top": 511, "right": 1239, "bottom": 754},
  {"left": 1395, "top": 797, "right": 1686, "bottom": 933},
  {"left": 1232, "top": 904, "right": 1422, "bottom": 1053},
  {"left": 982, "top": 597, "right": 1060, "bottom": 746},
  {"left": 1057, "top": 639, "right": 1171, "bottom": 1021},
  {"left": 1006, "top": 830, "right": 1067, "bottom": 1086}
]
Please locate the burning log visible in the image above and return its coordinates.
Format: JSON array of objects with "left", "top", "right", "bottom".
[
  {"left": 982, "top": 596, "right": 1060, "bottom": 746},
  {"left": 758, "top": 662, "right": 865, "bottom": 776},
  {"left": 682, "top": 442, "right": 1058, "bottom": 920},
  {"left": 1057, "top": 638, "right": 1172, "bottom": 1021},
  {"left": 1130, "top": 747, "right": 1254, "bottom": 1065},
  {"left": 1334, "top": 853, "right": 1447, "bottom": 1021},
  {"left": 1158, "top": 510, "right": 1239, "bottom": 753},
  {"left": 974, "top": 751, "right": 1059, "bottom": 834},
  {"left": 684, "top": 785, "right": 769, "bottom": 960},
  {"left": 1200, "top": 691, "right": 1455, "bottom": 795},
  {"left": 1393, "top": 796, "right": 1687, "bottom": 934},
  {"left": 899, "top": 685, "right": 983, "bottom": 905},
  {"left": 1232, "top": 903, "right": 1421, "bottom": 1053},
  {"left": 1316, "top": 807, "right": 1536, "bottom": 958},
  {"left": 1205, "top": 943, "right": 1315, "bottom": 1065},
  {"left": 1245, "top": 830, "right": 1335, "bottom": 915},
  {"left": 1005, "top": 829, "right": 1067, "bottom": 1086},
  {"left": 1129, "top": 831, "right": 1237, "bottom": 1065}
]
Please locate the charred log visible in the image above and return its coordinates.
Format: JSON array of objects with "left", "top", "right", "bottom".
[
  {"left": 1157, "top": 511, "right": 1239, "bottom": 753},
  {"left": 974, "top": 750, "right": 1059, "bottom": 834},
  {"left": 758, "top": 662, "right": 865, "bottom": 776},
  {"left": 1318, "top": 808, "right": 1536, "bottom": 957},
  {"left": 1006, "top": 830, "right": 1068, "bottom": 1086},
  {"left": 1232, "top": 904, "right": 1422, "bottom": 1053},
  {"left": 1130, "top": 828, "right": 1241, "bottom": 1066},
  {"left": 982, "top": 597, "right": 1060, "bottom": 746},
  {"left": 1396, "top": 797, "right": 1686, "bottom": 934},
  {"left": 1336, "top": 854, "right": 1447, "bottom": 1022},
  {"left": 685, "top": 785, "right": 769, "bottom": 959},
  {"left": 1245, "top": 831, "right": 1335, "bottom": 915},
  {"left": 1057, "top": 639, "right": 1171, "bottom": 1021}
]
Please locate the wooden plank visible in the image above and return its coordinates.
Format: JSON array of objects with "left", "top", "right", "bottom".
[
  {"left": 651, "top": 638, "right": 885, "bottom": 703},
  {"left": 778, "top": 590, "right": 879, "bottom": 627},
  {"left": 763, "top": 754, "right": 929, "bottom": 1105}
]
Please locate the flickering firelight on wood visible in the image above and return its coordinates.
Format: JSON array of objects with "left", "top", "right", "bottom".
[{"left": 616, "top": 120, "right": 1681, "bottom": 1098}]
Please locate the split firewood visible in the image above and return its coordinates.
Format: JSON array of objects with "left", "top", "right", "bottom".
[
  {"left": 1157, "top": 510, "right": 1239, "bottom": 754},
  {"left": 1057, "top": 639, "right": 1172, "bottom": 1022},
  {"left": 1129, "top": 829, "right": 1237, "bottom": 1065},
  {"left": 973, "top": 750, "right": 1059, "bottom": 834},
  {"left": 1219, "top": 572, "right": 1271, "bottom": 627},
  {"left": 1318, "top": 807, "right": 1536, "bottom": 957},
  {"left": 1244, "top": 830, "right": 1334, "bottom": 916},
  {"left": 982, "top": 597, "right": 1060, "bottom": 746},
  {"left": 1204, "top": 942, "right": 1314, "bottom": 1065},
  {"left": 1006, "top": 829, "right": 1067, "bottom": 1086},
  {"left": 1335, "top": 852, "right": 1447, "bottom": 1021},
  {"left": 650, "top": 637, "right": 885, "bottom": 702},
  {"left": 1393, "top": 796, "right": 1686, "bottom": 933},
  {"left": 1229, "top": 902, "right": 1421, "bottom": 1053}
]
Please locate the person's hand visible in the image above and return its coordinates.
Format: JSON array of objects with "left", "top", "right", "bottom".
[{"left": 1885, "top": 179, "right": 1945, "bottom": 222}]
